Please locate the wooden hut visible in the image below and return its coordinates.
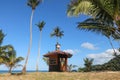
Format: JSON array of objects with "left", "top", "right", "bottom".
[{"left": 43, "top": 43, "right": 72, "bottom": 72}]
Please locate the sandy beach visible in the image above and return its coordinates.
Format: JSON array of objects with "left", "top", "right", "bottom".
[{"left": 0, "top": 72, "right": 120, "bottom": 80}]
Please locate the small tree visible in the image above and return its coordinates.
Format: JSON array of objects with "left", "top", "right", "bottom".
[
  {"left": 84, "top": 58, "right": 93, "bottom": 72},
  {"left": 67, "top": 64, "right": 77, "bottom": 72},
  {"left": 2, "top": 45, "right": 24, "bottom": 73}
]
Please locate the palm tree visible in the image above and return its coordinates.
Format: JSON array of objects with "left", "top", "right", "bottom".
[
  {"left": 77, "top": 18, "right": 118, "bottom": 56},
  {"left": 67, "top": 0, "right": 120, "bottom": 36},
  {"left": 6, "top": 53, "right": 24, "bottom": 73},
  {"left": 50, "top": 27, "right": 64, "bottom": 44},
  {"left": 22, "top": 0, "right": 42, "bottom": 74},
  {"left": 67, "top": 64, "right": 77, "bottom": 72},
  {"left": 1, "top": 45, "right": 24, "bottom": 73},
  {"left": 36, "top": 21, "right": 45, "bottom": 72},
  {"left": 84, "top": 58, "right": 94, "bottom": 72}
]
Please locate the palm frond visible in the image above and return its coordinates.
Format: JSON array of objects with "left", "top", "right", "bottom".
[
  {"left": 14, "top": 64, "right": 23, "bottom": 69},
  {"left": 0, "top": 30, "right": 5, "bottom": 45},
  {"left": 67, "top": 0, "right": 114, "bottom": 25},
  {"left": 67, "top": 0, "right": 93, "bottom": 16},
  {"left": 78, "top": 18, "right": 116, "bottom": 38},
  {"left": 15, "top": 57, "right": 24, "bottom": 63}
]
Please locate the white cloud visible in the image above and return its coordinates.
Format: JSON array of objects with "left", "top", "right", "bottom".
[
  {"left": 87, "top": 49, "right": 120, "bottom": 65},
  {"left": 81, "top": 42, "right": 98, "bottom": 50},
  {"left": 64, "top": 49, "right": 80, "bottom": 54}
]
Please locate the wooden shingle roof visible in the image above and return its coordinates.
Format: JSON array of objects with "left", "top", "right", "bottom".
[{"left": 43, "top": 50, "right": 72, "bottom": 58}]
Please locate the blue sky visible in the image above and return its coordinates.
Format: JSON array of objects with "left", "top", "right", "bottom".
[{"left": 0, "top": 0, "right": 119, "bottom": 71}]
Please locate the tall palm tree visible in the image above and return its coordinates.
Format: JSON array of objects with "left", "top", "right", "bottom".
[
  {"left": 78, "top": 18, "right": 118, "bottom": 56},
  {"left": 22, "top": 0, "right": 42, "bottom": 74},
  {"left": 84, "top": 58, "right": 94, "bottom": 72},
  {"left": 67, "top": 0, "right": 120, "bottom": 35},
  {"left": 50, "top": 27, "right": 64, "bottom": 44},
  {"left": 36, "top": 21, "right": 45, "bottom": 72}
]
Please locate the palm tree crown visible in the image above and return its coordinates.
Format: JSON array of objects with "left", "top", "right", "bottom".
[
  {"left": 67, "top": 0, "right": 120, "bottom": 31},
  {"left": 67, "top": 0, "right": 120, "bottom": 55},
  {"left": 36, "top": 21, "right": 46, "bottom": 31},
  {"left": 50, "top": 27, "right": 64, "bottom": 43},
  {"left": 27, "top": 0, "right": 42, "bottom": 10}
]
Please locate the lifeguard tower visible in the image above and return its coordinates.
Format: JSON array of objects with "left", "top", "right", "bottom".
[{"left": 43, "top": 43, "right": 72, "bottom": 72}]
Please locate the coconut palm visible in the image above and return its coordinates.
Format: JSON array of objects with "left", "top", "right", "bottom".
[
  {"left": 78, "top": 18, "right": 118, "bottom": 56},
  {"left": 50, "top": 27, "right": 64, "bottom": 43},
  {"left": 84, "top": 58, "right": 93, "bottom": 72},
  {"left": 1, "top": 45, "right": 24, "bottom": 73},
  {"left": 36, "top": 21, "right": 45, "bottom": 72},
  {"left": 22, "top": 0, "right": 42, "bottom": 74},
  {"left": 5, "top": 52, "right": 24, "bottom": 73},
  {"left": 67, "top": 0, "right": 120, "bottom": 34},
  {"left": 67, "top": 0, "right": 120, "bottom": 55}
]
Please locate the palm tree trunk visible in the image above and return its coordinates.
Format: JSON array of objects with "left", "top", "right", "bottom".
[
  {"left": 36, "top": 31, "right": 42, "bottom": 72},
  {"left": 9, "top": 67, "right": 12, "bottom": 73},
  {"left": 57, "top": 37, "right": 58, "bottom": 44},
  {"left": 108, "top": 37, "right": 117, "bottom": 56},
  {"left": 22, "top": 9, "right": 34, "bottom": 74}
]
